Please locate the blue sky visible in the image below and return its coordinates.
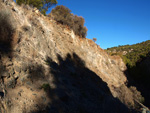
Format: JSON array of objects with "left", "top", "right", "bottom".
[{"left": 47, "top": 0, "right": 150, "bottom": 49}]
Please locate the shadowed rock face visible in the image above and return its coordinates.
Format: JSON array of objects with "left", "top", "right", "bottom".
[
  {"left": 125, "top": 52, "right": 150, "bottom": 108},
  {"left": 0, "top": 1, "right": 143, "bottom": 113}
]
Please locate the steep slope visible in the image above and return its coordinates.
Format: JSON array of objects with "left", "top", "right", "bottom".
[{"left": 0, "top": 1, "right": 144, "bottom": 113}]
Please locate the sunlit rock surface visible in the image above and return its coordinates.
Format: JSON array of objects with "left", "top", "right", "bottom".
[{"left": 0, "top": 1, "right": 143, "bottom": 113}]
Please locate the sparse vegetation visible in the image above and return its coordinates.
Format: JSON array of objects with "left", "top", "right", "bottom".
[
  {"left": 16, "top": 0, "right": 58, "bottom": 15},
  {"left": 106, "top": 40, "right": 150, "bottom": 67},
  {"left": 41, "top": 83, "right": 51, "bottom": 91},
  {"left": 50, "top": 5, "right": 87, "bottom": 38},
  {"left": 93, "top": 38, "right": 97, "bottom": 42}
]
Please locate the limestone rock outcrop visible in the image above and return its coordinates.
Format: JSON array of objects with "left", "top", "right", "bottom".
[{"left": 0, "top": 1, "right": 143, "bottom": 113}]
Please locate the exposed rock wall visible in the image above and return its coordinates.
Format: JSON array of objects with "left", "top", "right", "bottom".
[{"left": 0, "top": 1, "right": 143, "bottom": 113}]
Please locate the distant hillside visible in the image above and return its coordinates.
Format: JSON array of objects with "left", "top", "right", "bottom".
[
  {"left": 106, "top": 40, "right": 150, "bottom": 67},
  {"left": 106, "top": 40, "right": 150, "bottom": 107}
]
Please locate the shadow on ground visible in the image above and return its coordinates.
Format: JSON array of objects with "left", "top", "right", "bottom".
[
  {"left": 29, "top": 53, "right": 131, "bottom": 113},
  {"left": 0, "top": 9, "right": 16, "bottom": 112},
  {"left": 0, "top": 9, "right": 15, "bottom": 85}
]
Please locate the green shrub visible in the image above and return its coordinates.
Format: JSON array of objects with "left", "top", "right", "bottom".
[
  {"left": 41, "top": 83, "right": 51, "bottom": 91},
  {"left": 16, "top": 0, "right": 57, "bottom": 15},
  {"left": 110, "top": 53, "right": 118, "bottom": 56}
]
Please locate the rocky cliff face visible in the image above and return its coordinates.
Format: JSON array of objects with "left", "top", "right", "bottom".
[{"left": 0, "top": 1, "right": 143, "bottom": 113}]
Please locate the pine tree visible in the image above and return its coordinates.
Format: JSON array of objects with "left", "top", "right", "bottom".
[{"left": 16, "top": 0, "right": 57, "bottom": 15}]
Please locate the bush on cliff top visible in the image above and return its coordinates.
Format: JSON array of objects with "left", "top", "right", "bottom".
[{"left": 50, "top": 5, "right": 87, "bottom": 38}]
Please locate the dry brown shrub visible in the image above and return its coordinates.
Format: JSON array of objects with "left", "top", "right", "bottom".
[{"left": 50, "top": 5, "right": 87, "bottom": 38}]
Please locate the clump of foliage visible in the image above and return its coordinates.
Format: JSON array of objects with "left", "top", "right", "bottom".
[
  {"left": 93, "top": 38, "right": 97, "bottom": 42},
  {"left": 16, "top": 0, "right": 57, "bottom": 15},
  {"left": 50, "top": 5, "right": 87, "bottom": 38},
  {"left": 41, "top": 83, "right": 51, "bottom": 91}
]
